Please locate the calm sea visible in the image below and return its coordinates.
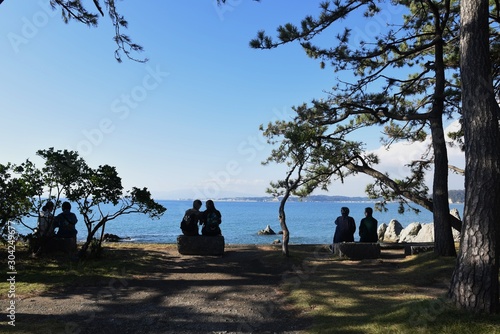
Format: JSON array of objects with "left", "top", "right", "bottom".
[{"left": 13, "top": 200, "right": 464, "bottom": 245}]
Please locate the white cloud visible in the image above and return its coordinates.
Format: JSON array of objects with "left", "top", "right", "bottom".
[
  {"left": 318, "top": 120, "right": 465, "bottom": 197},
  {"left": 369, "top": 120, "right": 464, "bottom": 188}
]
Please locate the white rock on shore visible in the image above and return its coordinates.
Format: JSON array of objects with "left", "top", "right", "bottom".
[
  {"left": 398, "top": 222, "right": 422, "bottom": 243},
  {"left": 378, "top": 217, "right": 461, "bottom": 243},
  {"left": 380, "top": 219, "right": 403, "bottom": 242}
]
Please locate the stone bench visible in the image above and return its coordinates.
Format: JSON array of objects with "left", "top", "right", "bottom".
[
  {"left": 333, "top": 242, "right": 381, "bottom": 260},
  {"left": 404, "top": 245, "right": 434, "bottom": 256},
  {"left": 45, "top": 237, "right": 77, "bottom": 253},
  {"left": 177, "top": 235, "right": 225, "bottom": 256}
]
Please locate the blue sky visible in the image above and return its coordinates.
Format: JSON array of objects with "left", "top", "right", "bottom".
[{"left": 0, "top": 1, "right": 464, "bottom": 200}]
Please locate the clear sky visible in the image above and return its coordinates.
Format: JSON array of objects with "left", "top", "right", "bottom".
[{"left": 0, "top": 1, "right": 464, "bottom": 200}]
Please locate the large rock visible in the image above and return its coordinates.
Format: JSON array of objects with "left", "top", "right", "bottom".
[
  {"left": 334, "top": 242, "right": 381, "bottom": 260},
  {"left": 450, "top": 208, "right": 462, "bottom": 242},
  {"left": 412, "top": 223, "right": 434, "bottom": 243},
  {"left": 258, "top": 225, "right": 276, "bottom": 235},
  {"left": 398, "top": 222, "right": 422, "bottom": 243},
  {"left": 103, "top": 233, "right": 131, "bottom": 242},
  {"left": 177, "top": 235, "right": 225, "bottom": 256},
  {"left": 450, "top": 208, "right": 461, "bottom": 221},
  {"left": 383, "top": 220, "right": 403, "bottom": 242},
  {"left": 377, "top": 223, "right": 387, "bottom": 241}
]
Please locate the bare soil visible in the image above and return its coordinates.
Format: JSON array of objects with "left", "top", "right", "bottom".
[{"left": 8, "top": 244, "right": 318, "bottom": 334}]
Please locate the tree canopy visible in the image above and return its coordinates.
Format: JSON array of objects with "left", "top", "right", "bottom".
[
  {"left": 255, "top": 0, "right": 463, "bottom": 256},
  {"left": 254, "top": 0, "right": 500, "bottom": 313},
  {"left": 1, "top": 148, "right": 166, "bottom": 257}
]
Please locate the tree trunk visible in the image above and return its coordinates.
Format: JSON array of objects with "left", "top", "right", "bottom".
[
  {"left": 430, "top": 116, "right": 455, "bottom": 256},
  {"left": 449, "top": 0, "right": 500, "bottom": 313},
  {"left": 279, "top": 193, "right": 290, "bottom": 257},
  {"left": 430, "top": 29, "right": 456, "bottom": 256}
]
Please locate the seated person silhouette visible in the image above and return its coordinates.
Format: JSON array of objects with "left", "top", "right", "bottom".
[
  {"left": 180, "top": 199, "right": 202, "bottom": 236},
  {"left": 200, "top": 200, "right": 222, "bottom": 236}
]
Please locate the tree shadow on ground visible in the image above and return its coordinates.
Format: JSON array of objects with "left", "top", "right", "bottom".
[
  {"left": 280, "top": 245, "right": 500, "bottom": 334},
  {"left": 5, "top": 244, "right": 312, "bottom": 334}
]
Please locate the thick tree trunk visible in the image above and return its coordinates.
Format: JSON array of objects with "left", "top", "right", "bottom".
[{"left": 449, "top": 0, "right": 500, "bottom": 313}]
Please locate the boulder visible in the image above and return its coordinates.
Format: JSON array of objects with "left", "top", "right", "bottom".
[
  {"left": 334, "top": 242, "right": 381, "bottom": 260},
  {"left": 398, "top": 222, "right": 422, "bottom": 243},
  {"left": 450, "top": 208, "right": 461, "bottom": 221},
  {"left": 258, "top": 225, "right": 276, "bottom": 235},
  {"left": 452, "top": 228, "right": 461, "bottom": 242},
  {"left": 377, "top": 223, "right": 387, "bottom": 241},
  {"left": 450, "top": 208, "right": 462, "bottom": 242},
  {"left": 103, "top": 233, "right": 131, "bottom": 242},
  {"left": 177, "top": 235, "right": 225, "bottom": 256},
  {"left": 412, "top": 223, "right": 434, "bottom": 243},
  {"left": 383, "top": 220, "right": 403, "bottom": 242}
]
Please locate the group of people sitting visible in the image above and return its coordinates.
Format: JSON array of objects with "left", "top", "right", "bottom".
[
  {"left": 332, "top": 206, "right": 379, "bottom": 244},
  {"left": 34, "top": 200, "right": 78, "bottom": 253},
  {"left": 180, "top": 199, "right": 222, "bottom": 236}
]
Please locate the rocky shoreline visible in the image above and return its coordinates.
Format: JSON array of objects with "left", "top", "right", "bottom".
[{"left": 378, "top": 209, "right": 461, "bottom": 243}]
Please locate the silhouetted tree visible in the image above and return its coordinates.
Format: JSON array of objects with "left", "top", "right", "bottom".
[
  {"left": 448, "top": 0, "right": 500, "bottom": 313},
  {"left": 252, "top": 0, "right": 462, "bottom": 256}
]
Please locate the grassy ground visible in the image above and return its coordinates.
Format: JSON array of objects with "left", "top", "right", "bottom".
[
  {"left": 1, "top": 243, "right": 500, "bottom": 333},
  {"left": 279, "top": 245, "right": 500, "bottom": 334}
]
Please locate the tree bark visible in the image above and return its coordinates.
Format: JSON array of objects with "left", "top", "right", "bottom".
[
  {"left": 429, "top": 21, "right": 456, "bottom": 256},
  {"left": 279, "top": 193, "right": 290, "bottom": 257},
  {"left": 429, "top": 116, "right": 456, "bottom": 256},
  {"left": 449, "top": 0, "right": 500, "bottom": 313}
]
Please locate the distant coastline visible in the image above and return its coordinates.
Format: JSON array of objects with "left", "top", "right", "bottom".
[
  {"left": 176, "top": 190, "right": 465, "bottom": 204},
  {"left": 176, "top": 195, "right": 381, "bottom": 203},
  {"left": 213, "top": 195, "right": 374, "bottom": 203}
]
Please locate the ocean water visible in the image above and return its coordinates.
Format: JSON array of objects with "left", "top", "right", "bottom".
[{"left": 13, "top": 200, "right": 464, "bottom": 245}]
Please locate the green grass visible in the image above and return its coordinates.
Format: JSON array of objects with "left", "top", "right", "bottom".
[
  {"left": 1, "top": 243, "right": 500, "bottom": 333},
  {"left": 0, "top": 243, "right": 178, "bottom": 296},
  {"left": 277, "top": 245, "right": 500, "bottom": 334}
]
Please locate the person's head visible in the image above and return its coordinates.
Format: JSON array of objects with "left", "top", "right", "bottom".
[
  {"left": 62, "top": 201, "right": 71, "bottom": 212},
  {"left": 365, "top": 207, "right": 373, "bottom": 217},
  {"left": 341, "top": 207, "right": 349, "bottom": 216},
  {"left": 42, "top": 201, "right": 54, "bottom": 212},
  {"left": 193, "top": 199, "right": 202, "bottom": 210},
  {"left": 206, "top": 200, "right": 215, "bottom": 210}
]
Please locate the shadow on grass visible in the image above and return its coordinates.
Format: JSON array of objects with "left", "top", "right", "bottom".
[
  {"left": 0, "top": 243, "right": 311, "bottom": 333},
  {"left": 279, "top": 245, "right": 500, "bottom": 334},
  {"left": 4, "top": 243, "right": 500, "bottom": 333}
]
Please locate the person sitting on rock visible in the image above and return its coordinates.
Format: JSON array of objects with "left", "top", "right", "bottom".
[
  {"left": 200, "top": 200, "right": 222, "bottom": 236},
  {"left": 53, "top": 201, "right": 78, "bottom": 239},
  {"left": 180, "top": 199, "right": 202, "bottom": 236},
  {"left": 359, "top": 207, "right": 378, "bottom": 243},
  {"left": 333, "top": 206, "right": 356, "bottom": 244}
]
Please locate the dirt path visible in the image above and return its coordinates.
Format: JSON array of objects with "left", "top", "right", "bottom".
[{"left": 10, "top": 245, "right": 313, "bottom": 334}]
